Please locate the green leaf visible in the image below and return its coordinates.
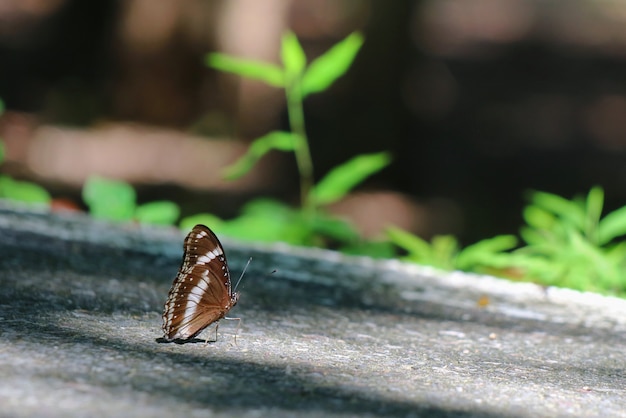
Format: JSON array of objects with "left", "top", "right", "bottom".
[
  {"left": 281, "top": 31, "right": 307, "bottom": 78},
  {"left": 310, "top": 214, "right": 360, "bottom": 243},
  {"left": 603, "top": 243, "right": 626, "bottom": 291},
  {"left": 221, "top": 199, "right": 310, "bottom": 244},
  {"left": 82, "top": 176, "right": 136, "bottom": 221},
  {"left": 605, "top": 241, "right": 626, "bottom": 263},
  {"left": 179, "top": 213, "right": 224, "bottom": 233},
  {"left": 135, "top": 201, "right": 180, "bottom": 225},
  {"left": 522, "top": 206, "right": 555, "bottom": 230},
  {"left": 598, "top": 205, "right": 626, "bottom": 245},
  {"left": 223, "top": 215, "right": 307, "bottom": 244},
  {"left": 302, "top": 32, "right": 364, "bottom": 97},
  {"left": 529, "top": 190, "right": 585, "bottom": 230},
  {"left": 226, "top": 199, "right": 364, "bottom": 246},
  {"left": 223, "top": 131, "right": 301, "bottom": 180},
  {"left": 564, "top": 229, "right": 613, "bottom": 287},
  {"left": 519, "top": 226, "right": 547, "bottom": 246},
  {"left": 206, "top": 53, "right": 284, "bottom": 87},
  {"left": 585, "top": 186, "right": 604, "bottom": 242},
  {"left": 0, "top": 98, "right": 4, "bottom": 115},
  {"left": 389, "top": 232, "right": 458, "bottom": 270},
  {"left": 240, "top": 198, "right": 293, "bottom": 216},
  {"left": 387, "top": 226, "right": 432, "bottom": 261},
  {"left": 311, "top": 151, "right": 391, "bottom": 206},
  {"left": 514, "top": 253, "right": 562, "bottom": 285},
  {"left": 431, "top": 235, "right": 459, "bottom": 270},
  {"left": 455, "top": 235, "right": 518, "bottom": 270},
  {"left": 567, "top": 229, "right": 604, "bottom": 264},
  {"left": 0, "top": 175, "right": 51, "bottom": 204}
]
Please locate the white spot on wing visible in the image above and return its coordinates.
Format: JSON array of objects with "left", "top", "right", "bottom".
[
  {"left": 196, "top": 253, "right": 216, "bottom": 264},
  {"left": 181, "top": 275, "right": 210, "bottom": 327}
]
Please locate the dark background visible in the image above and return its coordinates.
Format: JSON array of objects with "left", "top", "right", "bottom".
[{"left": 2, "top": 0, "right": 626, "bottom": 244}]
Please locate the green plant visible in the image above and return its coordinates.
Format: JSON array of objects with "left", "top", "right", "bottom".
[
  {"left": 388, "top": 187, "right": 626, "bottom": 296},
  {"left": 186, "top": 197, "right": 395, "bottom": 257},
  {"left": 209, "top": 31, "right": 365, "bottom": 214},
  {"left": 511, "top": 187, "right": 626, "bottom": 295},
  {"left": 179, "top": 185, "right": 395, "bottom": 257},
  {"left": 180, "top": 151, "right": 391, "bottom": 251},
  {"left": 387, "top": 226, "right": 518, "bottom": 272},
  {"left": 0, "top": 175, "right": 51, "bottom": 204},
  {"left": 196, "top": 31, "right": 393, "bottom": 252},
  {"left": 82, "top": 176, "right": 180, "bottom": 225}
]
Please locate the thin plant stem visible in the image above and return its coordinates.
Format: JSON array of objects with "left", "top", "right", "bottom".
[{"left": 285, "top": 78, "right": 315, "bottom": 217}]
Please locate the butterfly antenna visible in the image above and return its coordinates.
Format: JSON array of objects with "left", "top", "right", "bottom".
[{"left": 234, "top": 257, "right": 252, "bottom": 291}]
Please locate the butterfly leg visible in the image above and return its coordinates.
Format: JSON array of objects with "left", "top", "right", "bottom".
[
  {"left": 203, "top": 324, "right": 220, "bottom": 346},
  {"left": 224, "top": 317, "right": 241, "bottom": 346}
]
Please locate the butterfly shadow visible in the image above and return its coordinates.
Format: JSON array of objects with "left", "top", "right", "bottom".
[{"left": 154, "top": 337, "right": 215, "bottom": 345}]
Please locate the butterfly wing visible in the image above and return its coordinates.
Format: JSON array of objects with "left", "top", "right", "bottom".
[{"left": 162, "top": 224, "right": 238, "bottom": 341}]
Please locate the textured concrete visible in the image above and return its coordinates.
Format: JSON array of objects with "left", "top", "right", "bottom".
[{"left": 0, "top": 203, "right": 624, "bottom": 417}]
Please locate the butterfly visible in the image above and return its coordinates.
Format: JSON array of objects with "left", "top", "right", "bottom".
[{"left": 162, "top": 224, "right": 240, "bottom": 343}]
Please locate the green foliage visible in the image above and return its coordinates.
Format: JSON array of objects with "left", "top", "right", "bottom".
[
  {"left": 0, "top": 175, "right": 51, "bottom": 205},
  {"left": 387, "top": 226, "right": 518, "bottom": 272},
  {"left": 311, "top": 152, "right": 391, "bottom": 205},
  {"left": 340, "top": 239, "right": 397, "bottom": 259},
  {"left": 208, "top": 31, "right": 366, "bottom": 213},
  {"left": 598, "top": 205, "right": 626, "bottom": 245},
  {"left": 387, "top": 227, "right": 457, "bottom": 270},
  {"left": 455, "top": 235, "right": 520, "bottom": 271},
  {"left": 83, "top": 176, "right": 136, "bottom": 221},
  {"left": 203, "top": 30, "right": 392, "bottom": 254},
  {"left": 189, "top": 149, "right": 390, "bottom": 251},
  {"left": 206, "top": 31, "right": 364, "bottom": 99},
  {"left": 82, "top": 176, "right": 180, "bottom": 226},
  {"left": 512, "top": 187, "right": 626, "bottom": 294},
  {"left": 134, "top": 201, "right": 180, "bottom": 225},
  {"left": 388, "top": 186, "right": 626, "bottom": 297},
  {"left": 223, "top": 131, "right": 300, "bottom": 180},
  {"left": 180, "top": 198, "right": 372, "bottom": 251},
  {"left": 179, "top": 213, "right": 224, "bottom": 233},
  {"left": 217, "top": 199, "right": 313, "bottom": 245},
  {"left": 205, "top": 55, "right": 284, "bottom": 87},
  {"left": 281, "top": 32, "right": 307, "bottom": 79},
  {"left": 301, "top": 32, "right": 364, "bottom": 97}
]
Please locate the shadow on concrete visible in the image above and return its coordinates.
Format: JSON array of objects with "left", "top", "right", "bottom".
[
  {"left": 0, "top": 290, "right": 515, "bottom": 418},
  {"left": 0, "top": 231, "right": 532, "bottom": 417}
]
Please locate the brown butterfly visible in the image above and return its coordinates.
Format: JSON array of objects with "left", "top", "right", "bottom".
[{"left": 162, "top": 224, "right": 240, "bottom": 343}]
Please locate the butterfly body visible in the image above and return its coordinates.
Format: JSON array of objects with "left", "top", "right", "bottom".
[{"left": 162, "top": 224, "right": 239, "bottom": 342}]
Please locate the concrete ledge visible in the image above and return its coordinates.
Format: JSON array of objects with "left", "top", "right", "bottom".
[{"left": 0, "top": 202, "right": 624, "bottom": 417}]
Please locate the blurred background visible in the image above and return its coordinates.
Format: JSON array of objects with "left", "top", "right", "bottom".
[{"left": 2, "top": 0, "right": 626, "bottom": 245}]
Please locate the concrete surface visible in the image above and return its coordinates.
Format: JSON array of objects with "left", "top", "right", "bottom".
[{"left": 0, "top": 203, "right": 624, "bottom": 417}]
